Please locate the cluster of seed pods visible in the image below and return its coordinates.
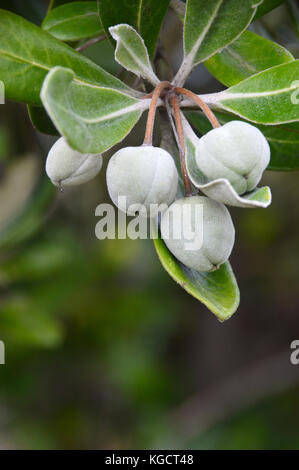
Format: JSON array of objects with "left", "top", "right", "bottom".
[{"left": 46, "top": 82, "right": 270, "bottom": 273}]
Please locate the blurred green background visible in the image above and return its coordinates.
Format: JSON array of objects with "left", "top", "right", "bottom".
[{"left": 0, "top": 0, "right": 299, "bottom": 450}]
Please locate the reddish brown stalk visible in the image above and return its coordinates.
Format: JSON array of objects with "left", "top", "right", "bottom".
[
  {"left": 143, "top": 81, "right": 172, "bottom": 145},
  {"left": 170, "top": 93, "right": 192, "bottom": 197},
  {"left": 141, "top": 92, "right": 154, "bottom": 100},
  {"left": 76, "top": 35, "right": 106, "bottom": 52},
  {"left": 175, "top": 87, "right": 221, "bottom": 129}
]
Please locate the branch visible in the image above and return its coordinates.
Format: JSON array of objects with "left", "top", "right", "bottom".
[{"left": 76, "top": 35, "right": 106, "bottom": 52}]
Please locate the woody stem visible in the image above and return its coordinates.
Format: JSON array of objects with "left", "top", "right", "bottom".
[
  {"left": 76, "top": 34, "right": 106, "bottom": 52},
  {"left": 170, "top": 93, "right": 192, "bottom": 197},
  {"left": 143, "top": 81, "right": 172, "bottom": 145},
  {"left": 175, "top": 87, "right": 221, "bottom": 129}
]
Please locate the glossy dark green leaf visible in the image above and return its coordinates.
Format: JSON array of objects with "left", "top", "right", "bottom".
[
  {"left": 187, "top": 110, "right": 299, "bottom": 171},
  {"left": 254, "top": 0, "right": 285, "bottom": 19},
  {"left": 173, "top": 0, "right": 260, "bottom": 86},
  {"left": 98, "top": 0, "right": 171, "bottom": 57},
  {"left": 0, "top": 10, "right": 132, "bottom": 105},
  {"left": 48, "top": 0, "right": 87, "bottom": 12},
  {"left": 0, "top": 0, "right": 47, "bottom": 25},
  {"left": 287, "top": 0, "right": 299, "bottom": 38},
  {"left": 43, "top": 1, "right": 103, "bottom": 42},
  {"left": 205, "top": 31, "right": 294, "bottom": 87},
  {"left": 152, "top": 224, "right": 240, "bottom": 321},
  {"left": 171, "top": 0, "right": 285, "bottom": 23},
  {"left": 28, "top": 106, "right": 59, "bottom": 135},
  {"left": 263, "top": 122, "right": 299, "bottom": 170}
]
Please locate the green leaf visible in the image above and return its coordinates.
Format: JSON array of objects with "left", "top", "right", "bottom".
[
  {"left": 0, "top": 9, "right": 133, "bottom": 105},
  {"left": 109, "top": 24, "right": 159, "bottom": 85},
  {"left": 28, "top": 106, "right": 59, "bottom": 135},
  {"left": 287, "top": 0, "right": 299, "bottom": 39},
  {"left": 254, "top": 0, "right": 284, "bottom": 18},
  {"left": 41, "top": 66, "right": 150, "bottom": 153},
  {"left": 171, "top": 0, "right": 285, "bottom": 23},
  {"left": 261, "top": 123, "right": 299, "bottom": 170},
  {"left": 48, "top": 0, "right": 76, "bottom": 12},
  {"left": 48, "top": 0, "right": 91, "bottom": 12},
  {"left": 152, "top": 223, "right": 240, "bottom": 321},
  {"left": 196, "top": 61, "right": 299, "bottom": 124},
  {"left": 173, "top": 0, "right": 261, "bottom": 86},
  {"left": 42, "top": 1, "right": 103, "bottom": 42},
  {"left": 205, "top": 31, "right": 294, "bottom": 87},
  {"left": 187, "top": 110, "right": 299, "bottom": 171},
  {"left": 98, "top": 0, "right": 171, "bottom": 58}
]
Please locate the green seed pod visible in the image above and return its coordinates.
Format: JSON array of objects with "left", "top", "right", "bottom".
[
  {"left": 46, "top": 137, "right": 103, "bottom": 187},
  {"left": 196, "top": 121, "right": 270, "bottom": 195},
  {"left": 160, "top": 196, "right": 235, "bottom": 272},
  {"left": 106, "top": 146, "right": 178, "bottom": 217}
]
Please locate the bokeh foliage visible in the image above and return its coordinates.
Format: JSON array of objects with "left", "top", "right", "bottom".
[{"left": 0, "top": 0, "right": 299, "bottom": 450}]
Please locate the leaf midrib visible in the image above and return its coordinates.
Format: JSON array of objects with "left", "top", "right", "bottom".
[
  {"left": 0, "top": 49, "right": 50, "bottom": 72},
  {"left": 45, "top": 11, "right": 99, "bottom": 30},
  {"left": 47, "top": 94, "right": 146, "bottom": 124},
  {"left": 225, "top": 45, "right": 257, "bottom": 74},
  {"left": 221, "top": 84, "right": 299, "bottom": 100},
  {"left": 117, "top": 31, "right": 149, "bottom": 75},
  {"left": 137, "top": 0, "right": 143, "bottom": 32},
  {"left": 185, "top": 0, "right": 223, "bottom": 59},
  {"left": 266, "top": 137, "right": 299, "bottom": 144},
  {"left": 0, "top": 49, "right": 121, "bottom": 90}
]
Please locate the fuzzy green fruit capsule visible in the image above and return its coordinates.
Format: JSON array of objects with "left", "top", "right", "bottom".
[
  {"left": 160, "top": 196, "right": 235, "bottom": 272},
  {"left": 46, "top": 137, "right": 103, "bottom": 187},
  {"left": 196, "top": 121, "right": 270, "bottom": 195},
  {"left": 106, "top": 145, "right": 178, "bottom": 217}
]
